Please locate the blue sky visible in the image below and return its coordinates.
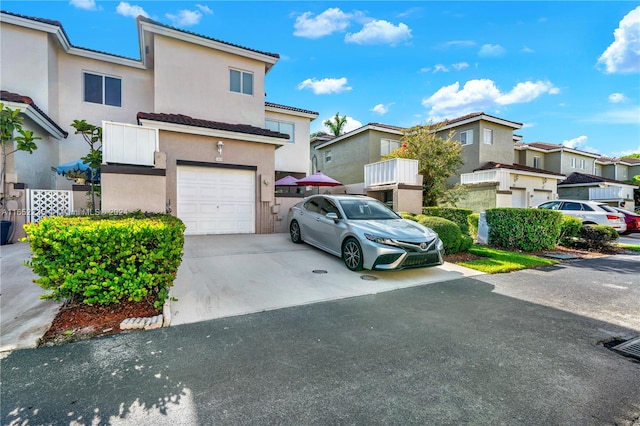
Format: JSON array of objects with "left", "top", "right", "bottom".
[{"left": 4, "top": 1, "right": 640, "bottom": 157}]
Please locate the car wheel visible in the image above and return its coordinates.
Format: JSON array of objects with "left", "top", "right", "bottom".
[
  {"left": 290, "top": 220, "right": 303, "bottom": 244},
  {"left": 342, "top": 238, "right": 364, "bottom": 271}
]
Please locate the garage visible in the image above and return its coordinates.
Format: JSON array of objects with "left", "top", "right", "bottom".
[{"left": 177, "top": 165, "right": 256, "bottom": 235}]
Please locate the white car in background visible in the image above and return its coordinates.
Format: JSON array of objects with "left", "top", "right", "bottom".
[{"left": 534, "top": 199, "right": 627, "bottom": 233}]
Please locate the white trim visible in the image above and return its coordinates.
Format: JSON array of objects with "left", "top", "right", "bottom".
[
  {"left": 2, "top": 101, "right": 66, "bottom": 139},
  {"left": 558, "top": 182, "right": 636, "bottom": 189},
  {"left": 265, "top": 104, "right": 318, "bottom": 120},
  {"left": 315, "top": 124, "right": 404, "bottom": 150},
  {"left": 496, "top": 168, "right": 564, "bottom": 180},
  {"left": 439, "top": 114, "right": 522, "bottom": 131},
  {"left": 137, "top": 119, "right": 287, "bottom": 147}
]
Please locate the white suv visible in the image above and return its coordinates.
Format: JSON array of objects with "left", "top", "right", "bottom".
[{"left": 535, "top": 199, "right": 627, "bottom": 233}]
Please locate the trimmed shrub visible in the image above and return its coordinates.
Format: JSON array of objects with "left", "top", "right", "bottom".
[
  {"left": 399, "top": 211, "right": 416, "bottom": 220},
  {"left": 485, "top": 208, "right": 562, "bottom": 251},
  {"left": 578, "top": 224, "right": 618, "bottom": 251},
  {"left": 558, "top": 215, "right": 583, "bottom": 247},
  {"left": 459, "top": 234, "right": 473, "bottom": 252},
  {"left": 415, "top": 215, "right": 462, "bottom": 254},
  {"left": 468, "top": 213, "right": 480, "bottom": 240},
  {"left": 422, "top": 207, "right": 473, "bottom": 235},
  {"left": 24, "top": 212, "right": 185, "bottom": 309}
]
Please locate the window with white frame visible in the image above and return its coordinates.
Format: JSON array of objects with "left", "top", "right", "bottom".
[
  {"left": 533, "top": 156, "right": 541, "bottom": 168},
  {"left": 622, "top": 168, "right": 628, "bottom": 179},
  {"left": 483, "top": 128, "right": 493, "bottom": 145},
  {"left": 230, "top": 69, "right": 253, "bottom": 95},
  {"left": 380, "top": 139, "right": 401, "bottom": 156},
  {"left": 266, "top": 119, "right": 294, "bottom": 143},
  {"left": 579, "top": 159, "right": 585, "bottom": 170},
  {"left": 83, "top": 72, "right": 121, "bottom": 107},
  {"left": 570, "top": 158, "right": 576, "bottom": 168},
  {"left": 325, "top": 150, "right": 332, "bottom": 163},
  {"left": 459, "top": 129, "right": 473, "bottom": 145},
  {"left": 594, "top": 166, "right": 600, "bottom": 176}
]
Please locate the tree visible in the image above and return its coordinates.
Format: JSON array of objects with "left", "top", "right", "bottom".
[
  {"left": 385, "top": 124, "right": 464, "bottom": 207},
  {"left": 0, "top": 103, "right": 40, "bottom": 202},
  {"left": 323, "top": 112, "right": 347, "bottom": 137},
  {"left": 621, "top": 153, "right": 640, "bottom": 159},
  {"left": 70, "top": 119, "right": 102, "bottom": 213}
]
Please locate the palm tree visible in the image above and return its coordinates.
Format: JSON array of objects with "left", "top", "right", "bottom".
[{"left": 323, "top": 112, "right": 347, "bottom": 137}]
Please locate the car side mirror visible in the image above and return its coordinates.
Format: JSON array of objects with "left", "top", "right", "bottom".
[{"left": 326, "top": 212, "right": 339, "bottom": 222}]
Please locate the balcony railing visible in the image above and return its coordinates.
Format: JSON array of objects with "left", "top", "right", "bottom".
[
  {"left": 365, "top": 158, "right": 420, "bottom": 187},
  {"left": 103, "top": 121, "right": 159, "bottom": 166},
  {"left": 460, "top": 170, "right": 511, "bottom": 191},
  {"left": 589, "top": 186, "right": 624, "bottom": 200}
]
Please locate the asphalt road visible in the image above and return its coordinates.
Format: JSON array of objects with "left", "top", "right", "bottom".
[{"left": 1, "top": 254, "right": 639, "bottom": 425}]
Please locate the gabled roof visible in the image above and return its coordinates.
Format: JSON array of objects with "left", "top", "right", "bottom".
[
  {"left": 137, "top": 112, "right": 290, "bottom": 141},
  {"left": 515, "top": 141, "right": 602, "bottom": 159},
  {"left": 474, "top": 162, "right": 565, "bottom": 178},
  {"left": 437, "top": 112, "right": 523, "bottom": 131},
  {"left": 315, "top": 122, "right": 405, "bottom": 150},
  {"left": 597, "top": 156, "right": 640, "bottom": 166},
  {"left": 558, "top": 172, "right": 636, "bottom": 187},
  {"left": 264, "top": 102, "right": 318, "bottom": 118},
  {"left": 1, "top": 90, "right": 68, "bottom": 139}
]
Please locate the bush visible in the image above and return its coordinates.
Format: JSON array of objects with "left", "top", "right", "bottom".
[
  {"left": 468, "top": 213, "right": 480, "bottom": 240},
  {"left": 415, "top": 215, "right": 462, "bottom": 254},
  {"left": 558, "top": 215, "right": 583, "bottom": 247},
  {"left": 24, "top": 212, "right": 185, "bottom": 309},
  {"left": 422, "top": 207, "right": 473, "bottom": 235},
  {"left": 577, "top": 224, "right": 618, "bottom": 250},
  {"left": 459, "top": 234, "right": 473, "bottom": 252},
  {"left": 399, "top": 211, "right": 416, "bottom": 220},
  {"left": 485, "top": 208, "right": 562, "bottom": 251}
]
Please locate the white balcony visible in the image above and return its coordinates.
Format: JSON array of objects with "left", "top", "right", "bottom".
[
  {"left": 589, "top": 186, "right": 624, "bottom": 200},
  {"left": 102, "top": 121, "right": 159, "bottom": 166},
  {"left": 365, "top": 158, "right": 420, "bottom": 187},
  {"left": 460, "top": 169, "right": 511, "bottom": 191}
]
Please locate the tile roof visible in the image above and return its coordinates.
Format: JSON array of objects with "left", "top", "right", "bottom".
[
  {"left": 1, "top": 90, "right": 68, "bottom": 138},
  {"left": 138, "top": 16, "right": 280, "bottom": 59},
  {"left": 136, "top": 112, "right": 290, "bottom": 140},
  {"left": 558, "top": 172, "right": 634, "bottom": 186},
  {"left": 474, "top": 161, "right": 565, "bottom": 177},
  {"left": 265, "top": 102, "right": 318, "bottom": 116},
  {"left": 438, "top": 112, "right": 523, "bottom": 128}
]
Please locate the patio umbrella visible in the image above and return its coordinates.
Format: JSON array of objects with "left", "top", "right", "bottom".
[
  {"left": 296, "top": 172, "right": 341, "bottom": 193},
  {"left": 55, "top": 160, "right": 100, "bottom": 182},
  {"left": 274, "top": 175, "right": 299, "bottom": 186}
]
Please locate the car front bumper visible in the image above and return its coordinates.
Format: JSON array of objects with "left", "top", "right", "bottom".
[{"left": 362, "top": 238, "right": 445, "bottom": 270}]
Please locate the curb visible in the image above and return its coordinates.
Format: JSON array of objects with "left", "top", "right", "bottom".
[{"left": 118, "top": 301, "right": 172, "bottom": 331}]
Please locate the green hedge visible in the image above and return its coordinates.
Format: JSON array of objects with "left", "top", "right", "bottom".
[
  {"left": 422, "top": 207, "right": 473, "bottom": 235},
  {"left": 24, "top": 212, "right": 185, "bottom": 309},
  {"left": 485, "top": 208, "right": 562, "bottom": 251},
  {"left": 558, "top": 215, "right": 582, "bottom": 247},
  {"left": 415, "top": 215, "right": 462, "bottom": 254},
  {"left": 576, "top": 224, "right": 619, "bottom": 250},
  {"left": 468, "top": 213, "right": 480, "bottom": 240}
]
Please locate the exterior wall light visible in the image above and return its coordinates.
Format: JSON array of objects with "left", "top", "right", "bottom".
[{"left": 217, "top": 141, "right": 224, "bottom": 155}]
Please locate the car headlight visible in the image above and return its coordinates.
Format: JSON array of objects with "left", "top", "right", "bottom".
[{"left": 364, "top": 233, "right": 398, "bottom": 247}]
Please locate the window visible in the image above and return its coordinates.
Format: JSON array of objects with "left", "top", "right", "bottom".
[
  {"left": 266, "top": 119, "right": 294, "bottom": 143},
  {"left": 459, "top": 129, "right": 473, "bottom": 145},
  {"left": 594, "top": 166, "right": 601, "bottom": 176},
  {"left": 579, "top": 159, "right": 585, "bottom": 170},
  {"left": 83, "top": 72, "right": 121, "bottom": 106},
  {"left": 533, "top": 156, "right": 541, "bottom": 169},
  {"left": 483, "top": 128, "right": 493, "bottom": 145},
  {"left": 380, "top": 139, "right": 401, "bottom": 156},
  {"left": 622, "top": 169, "right": 628, "bottom": 179},
  {"left": 230, "top": 69, "right": 253, "bottom": 95},
  {"left": 570, "top": 158, "right": 576, "bottom": 168},
  {"left": 325, "top": 150, "right": 332, "bottom": 163}
]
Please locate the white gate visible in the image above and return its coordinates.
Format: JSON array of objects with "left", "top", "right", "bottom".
[{"left": 27, "top": 189, "right": 74, "bottom": 223}]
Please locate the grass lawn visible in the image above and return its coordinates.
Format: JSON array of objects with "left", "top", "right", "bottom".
[
  {"left": 456, "top": 245, "right": 559, "bottom": 274},
  {"left": 618, "top": 243, "right": 640, "bottom": 252}
]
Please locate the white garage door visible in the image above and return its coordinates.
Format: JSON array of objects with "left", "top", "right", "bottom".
[
  {"left": 177, "top": 166, "right": 255, "bottom": 235},
  {"left": 511, "top": 189, "right": 527, "bottom": 208}
]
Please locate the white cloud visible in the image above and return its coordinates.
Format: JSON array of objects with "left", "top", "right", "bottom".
[
  {"left": 419, "top": 67, "right": 431, "bottom": 73},
  {"left": 562, "top": 135, "right": 588, "bottom": 149},
  {"left": 589, "top": 105, "right": 640, "bottom": 124},
  {"left": 371, "top": 103, "right": 394, "bottom": 115},
  {"left": 322, "top": 116, "right": 362, "bottom": 134},
  {"left": 433, "top": 64, "right": 448, "bottom": 73},
  {"left": 166, "top": 9, "right": 203, "bottom": 27},
  {"left": 69, "top": 0, "right": 99, "bottom": 11},
  {"left": 597, "top": 6, "right": 640, "bottom": 74},
  {"left": 297, "top": 77, "right": 352, "bottom": 95},
  {"left": 478, "top": 44, "right": 506, "bottom": 57},
  {"left": 293, "top": 8, "right": 351, "bottom": 38},
  {"left": 440, "top": 40, "right": 476, "bottom": 49},
  {"left": 345, "top": 20, "right": 412, "bottom": 45},
  {"left": 521, "top": 46, "right": 535, "bottom": 53},
  {"left": 609, "top": 92, "right": 629, "bottom": 103},
  {"left": 116, "top": 2, "right": 149, "bottom": 18},
  {"left": 196, "top": 4, "right": 213, "bottom": 14},
  {"left": 422, "top": 79, "right": 558, "bottom": 117},
  {"left": 452, "top": 62, "right": 469, "bottom": 70}
]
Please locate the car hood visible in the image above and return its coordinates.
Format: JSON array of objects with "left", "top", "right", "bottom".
[{"left": 350, "top": 219, "right": 439, "bottom": 241}]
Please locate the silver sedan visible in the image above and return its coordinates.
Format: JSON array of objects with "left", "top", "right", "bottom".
[{"left": 287, "top": 194, "right": 444, "bottom": 271}]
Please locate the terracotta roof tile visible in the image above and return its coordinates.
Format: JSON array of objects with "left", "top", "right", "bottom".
[
  {"left": 1, "top": 90, "right": 68, "bottom": 138},
  {"left": 265, "top": 102, "right": 318, "bottom": 116},
  {"left": 559, "top": 172, "right": 634, "bottom": 186},
  {"left": 136, "top": 112, "right": 290, "bottom": 140},
  {"left": 474, "top": 161, "right": 565, "bottom": 177}
]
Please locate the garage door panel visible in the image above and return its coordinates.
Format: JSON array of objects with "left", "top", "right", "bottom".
[{"left": 177, "top": 166, "right": 256, "bottom": 235}]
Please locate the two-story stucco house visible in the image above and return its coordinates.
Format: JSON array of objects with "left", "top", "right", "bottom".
[{"left": 0, "top": 11, "right": 318, "bottom": 239}]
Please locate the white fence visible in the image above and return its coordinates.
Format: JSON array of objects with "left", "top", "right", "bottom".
[
  {"left": 460, "top": 170, "right": 511, "bottom": 191},
  {"left": 103, "top": 121, "right": 158, "bottom": 166},
  {"left": 27, "top": 189, "right": 74, "bottom": 223},
  {"left": 364, "top": 158, "right": 419, "bottom": 187},
  {"left": 589, "top": 186, "right": 625, "bottom": 200}
]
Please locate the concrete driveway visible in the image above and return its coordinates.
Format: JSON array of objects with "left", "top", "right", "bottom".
[{"left": 168, "top": 234, "right": 483, "bottom": 325}]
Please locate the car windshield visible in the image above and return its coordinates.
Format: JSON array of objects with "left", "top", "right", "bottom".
[{"left": 339, "top": 199, "right": 399, "bottom": 220}]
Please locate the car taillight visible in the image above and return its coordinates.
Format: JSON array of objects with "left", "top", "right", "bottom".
[{"left": 607, "top": 215, "right": 621, "bottom": 221}]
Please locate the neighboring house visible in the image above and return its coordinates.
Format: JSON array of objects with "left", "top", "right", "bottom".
[
  {"left": 557, "top": 172, "right": 636, "bottom": 211},
  {"left": 514, "top": 142, "right": 600, "bottom": 176},
  {"left": 595, "top": 156, "right": 640, "bottom": 182},
  {"left": 0, "top": 11, "right": 317, "bottom": 238}
]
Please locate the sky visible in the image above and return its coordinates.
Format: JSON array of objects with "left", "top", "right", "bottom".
[{"left": 3, "top": 1, "right": 640, "bottom": 158}]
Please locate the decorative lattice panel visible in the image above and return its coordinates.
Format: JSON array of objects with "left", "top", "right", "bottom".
[{"left": 27, "top": 190, "right": 74, "bottom": 223}]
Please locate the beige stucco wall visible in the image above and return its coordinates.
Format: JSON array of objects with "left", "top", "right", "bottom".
[
  {"left": 153, "top": 35, "right": 265, "bottom": 127},
  {"left": 267, "top": 110, "right": 312, "bottom": 174},
  {"left": 456, "top": 184, "right": 498, "bottom": 213},
  {"left": 273, "top": 196, "right": 303, "bottom": 233},
  {"left": 101, "top": 174, "right": 166, "bottom": 214}
]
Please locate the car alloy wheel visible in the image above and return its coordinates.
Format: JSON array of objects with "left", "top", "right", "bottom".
[
  {"left": 290, "top": 220, "right": 302, "bottom": 244},
  {"left": 342, "top": 238, "right": 363, "bottom": 271}
]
